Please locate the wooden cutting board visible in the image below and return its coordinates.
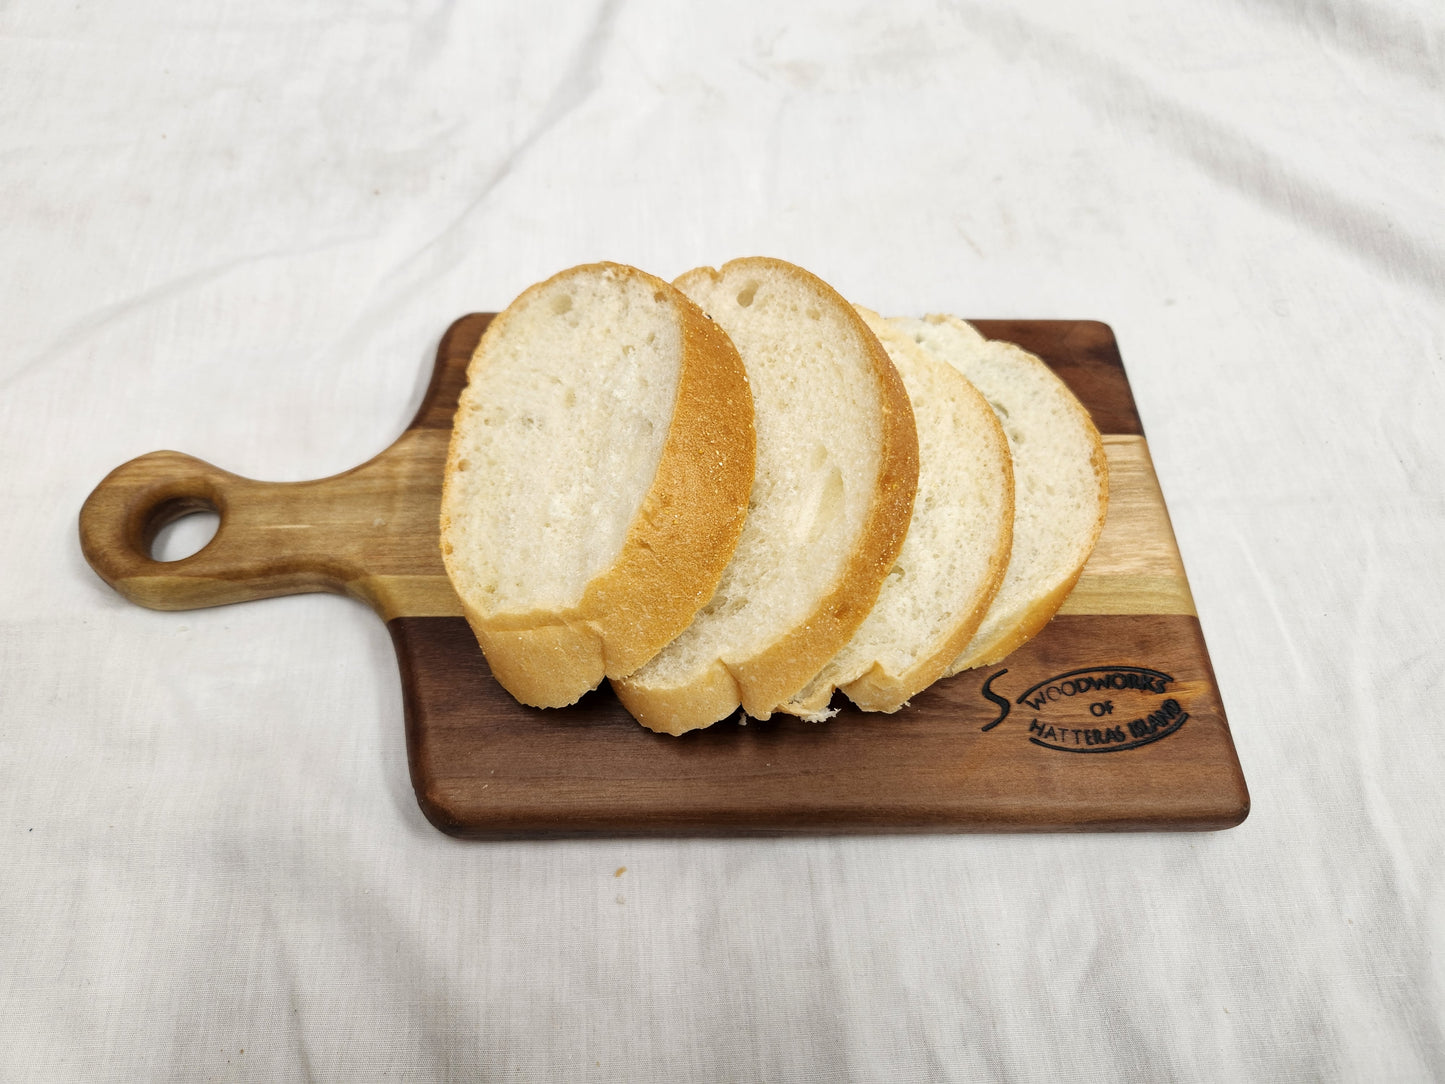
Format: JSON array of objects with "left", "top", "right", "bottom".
[{"left": 80, "top": 315, "right": 1249, "bottom": 837}]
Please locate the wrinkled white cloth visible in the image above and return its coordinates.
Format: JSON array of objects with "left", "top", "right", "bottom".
[{"left": 2, "top": 1, "right": 1443, "bottom": 1079}]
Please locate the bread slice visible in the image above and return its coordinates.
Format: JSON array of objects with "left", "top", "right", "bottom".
[
  {"left": 779, "top": 307, "right": 1014, "bottom": 719},
  {"left": 440, "top": 262, "right": 755, "bottom": 708},
  {"left": 891, "top": 315, "right": 1108, "bottom": 673},
  {"left": 611, "top": 258, "right": 919, "bottom": 735}
]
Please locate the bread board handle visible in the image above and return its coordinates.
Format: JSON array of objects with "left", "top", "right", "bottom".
[{"left": 79, "top": 450, "right": 362, "bottom": 611}]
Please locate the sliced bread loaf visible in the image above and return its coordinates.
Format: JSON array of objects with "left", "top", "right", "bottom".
[
  {"left": 891, "top": 315, "right": 1108, "bottom": 673},
  {"left": 440, "top": 262, "right": 756, "bottom": 708},
  {"left": 611, "top": 258, "right": 919, "bottom": 735},
  {"left": 779, "top": 307, "right": 1014, "bottom": 719}
]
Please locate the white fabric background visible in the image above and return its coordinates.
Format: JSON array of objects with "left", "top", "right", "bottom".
[{"left": 2, "top": 1, "right": 1442, "bottom": 1079}]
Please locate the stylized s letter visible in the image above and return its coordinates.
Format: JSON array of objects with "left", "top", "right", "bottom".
[{"left": 980, "top": 669, "right": 1010, "bottom": 732}]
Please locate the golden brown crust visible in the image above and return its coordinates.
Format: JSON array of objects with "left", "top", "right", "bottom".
[
  {"left": 610, "top": 660, "right": 742, "bottom": 736},
  {"left": 616, "top": 257, "right": 920, "bottom": 728},
  {"left": 470, "top": 616, "right": 606, "bottom": 709},
  {"left": 439, "top": 262, "right": 756, "bottom": 709},
  {"left": 574, "top": 295, "right": 755, "bottom": 678}
]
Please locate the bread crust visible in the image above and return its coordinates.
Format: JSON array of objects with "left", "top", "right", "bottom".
[
  {"left": 472, "top": 623, "right": 606, "bottom": 708},
  {"left": 440, "top": 263, "right": 756, "bottom": 709},
  {"left": 613, "top": 258, "right": 919, "bottom": 731},
  {"left": 611, "top": 658, "right": 743, "bottom": 737}
]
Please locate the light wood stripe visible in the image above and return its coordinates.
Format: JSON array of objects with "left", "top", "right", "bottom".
[
  {"left": 364, "top": 574, "right": 463, "bottom": 621},
  {"left": 384, "top": 433, "right": 1195, "bottom": 620},
  {"left": 1061, "top": 434, "right": 1196, "bottom": 616}
]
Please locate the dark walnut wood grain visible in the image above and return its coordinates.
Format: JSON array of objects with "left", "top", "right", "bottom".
[
  {"left": 394, "top": 613, "right": 1246, "bottom": 836},
  {"left": 80, "top": 314, "right": 1248, "bottom": 837}
]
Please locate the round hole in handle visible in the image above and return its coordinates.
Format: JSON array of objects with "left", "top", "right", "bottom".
[{"left": 146, "top": 496, "right": 221, "bottom": 563}]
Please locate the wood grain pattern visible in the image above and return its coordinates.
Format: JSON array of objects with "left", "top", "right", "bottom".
[
  {"left": 77, "top": 316, "right": 492, "bottom": 622},
  {"left": 1061, "top": 436, "right": 1195, "bottom": 617},
  {"left": 79, "top": 314, "right": 1248, "bottom": 836},
  {"left": 394, "top": 612, "right": 1245, "bottom": 836}
]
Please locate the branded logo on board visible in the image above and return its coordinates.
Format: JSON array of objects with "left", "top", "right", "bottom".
[{"left": 979, "top": 666, "right": 1188, "bottom": 752}]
